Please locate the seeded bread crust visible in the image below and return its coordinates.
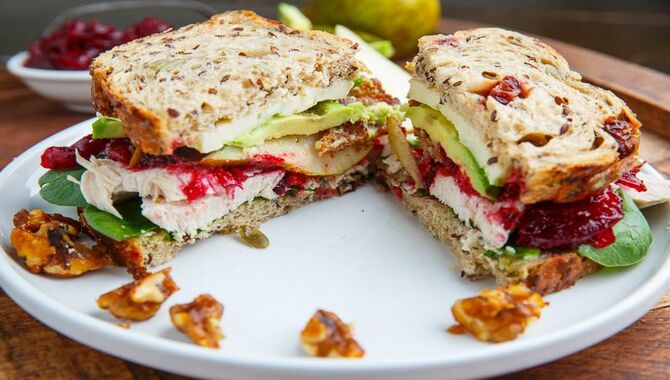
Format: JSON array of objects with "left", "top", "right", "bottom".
[
  {"left": 90, "top": 10, "right": 362, "bottom": 155},
  {"left": 408, "top": 28, "right": 641, "bottom": 204},
  {"left": 377, "top": 154, "right": 600, "bottom": 295},
  {"left": 80, "top": 169, "right": 368, "bottom": 278}
]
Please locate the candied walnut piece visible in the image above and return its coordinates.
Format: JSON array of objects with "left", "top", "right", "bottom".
[
  {"left": 449, "top": 284, "right": 547, "bottom": 343},
  {"left": 170, "top": 294, "right": 224, "bottom": 348},
  {"left": 97, "top": 268, "right": 179, "bottom": 321},
  {"left": 10, "top": 209, "right": 111, "bottom": 277},
  {"left": 300, "top": 309, "right": 365, "bottom": 358}
]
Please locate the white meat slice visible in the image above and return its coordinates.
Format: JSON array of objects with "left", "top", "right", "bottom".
[
  {"left": 141, "top": 171, "right": 284, "bottom": 238},
  {"left": 429, "top": 173, "right": 524, "bottom": 249}
]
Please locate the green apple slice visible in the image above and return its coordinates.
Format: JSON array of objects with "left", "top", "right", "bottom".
[{"left": 203, "top": 135, "right": 371, "bottom": 176}]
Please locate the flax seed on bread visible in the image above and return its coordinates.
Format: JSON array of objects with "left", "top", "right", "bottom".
[
  {"left": 90, "top": 10, "right": 363, "bottom": 155},
  {"left": 407, "top": 28, "right": 641, "bottom": 204}
]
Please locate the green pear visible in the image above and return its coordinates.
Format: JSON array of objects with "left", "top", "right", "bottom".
[{"left": 304, "top": 0, "right": 441, "bottom": 57}]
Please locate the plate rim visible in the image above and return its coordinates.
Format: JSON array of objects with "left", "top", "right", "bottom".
[{"left": 1, "top": 118, "right": 669, "bottom": 378}]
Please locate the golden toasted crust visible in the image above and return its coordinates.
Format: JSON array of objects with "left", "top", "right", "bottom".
[
  {"left": 91, "top": 70, "right": 167, "bottom": 155},
  {"left": 90, "top": 10, "right": 362, "bottom": 155},
  {"left": 408, "top": 28, "right": 641, "bottom": 204}
]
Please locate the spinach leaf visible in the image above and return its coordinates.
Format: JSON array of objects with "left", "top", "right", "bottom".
[
  {"left": 38, "top": 167, "right": 88, "bottom": 207},
  {"left": 84, "top": 198, "right": 157, "bottom": 241},
  {"left": 577, "top": 191, "right": 652, "bottom": 267}
]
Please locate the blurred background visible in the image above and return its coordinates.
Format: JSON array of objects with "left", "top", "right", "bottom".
[{"left": 2, "top": 0, "right": 669, "bottom": 72}]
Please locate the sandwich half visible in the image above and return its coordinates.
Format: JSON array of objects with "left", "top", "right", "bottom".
[
  {"left": 377, "top": 28, "right": 653, "bottom": 294},
  {"left": 38, "top": 11, "right": 401, "bottom": 277}
]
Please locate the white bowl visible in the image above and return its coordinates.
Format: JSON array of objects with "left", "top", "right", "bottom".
[{"left": 6, "top": 51, "right": 93, "bottom": 113}]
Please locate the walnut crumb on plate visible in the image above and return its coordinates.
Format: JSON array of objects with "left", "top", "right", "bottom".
[
  {"left": 11, "top": 209, "right": 111, "bottom": 277},
  {"left": 170, "top": 294, "right": 224, "bottom": 348},
  {"left": 300, "top": 309, "right": 365, "bottom": 358},
  {"left": 97, "top": 267, "right": 179, "bottom": 321},
  {"left": 449, "top": 283, "right": 547, "bottom": 343}
]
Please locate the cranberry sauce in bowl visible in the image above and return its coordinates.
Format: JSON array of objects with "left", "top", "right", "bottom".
[{"left": 25, "top": 18, "right": 171, "bottom": 71}]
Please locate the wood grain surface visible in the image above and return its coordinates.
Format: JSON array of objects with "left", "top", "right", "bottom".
[{"left": 1, "top": 23, "right": 670, "bottom": 378}]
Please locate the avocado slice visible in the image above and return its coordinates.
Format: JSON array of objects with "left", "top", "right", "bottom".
[
  {"left": 92, "top": 117, "right": 126, "bottom": 139},
  {"left": 406, "top": 104, "right": 496, "bottom": 198},
  {"left": 232, "top": 101, "right": 365, "bottom": 147}
]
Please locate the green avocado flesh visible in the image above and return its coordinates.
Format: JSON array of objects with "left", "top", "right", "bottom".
[
  {"left": 92, "top": 117, "right": 126, "bottom": 139},
  {"left": 406, "top": 104, "right": 496, "bottom": 198},
  {"left": 232, "top": 100, "right": 398, "bottom": 148}
]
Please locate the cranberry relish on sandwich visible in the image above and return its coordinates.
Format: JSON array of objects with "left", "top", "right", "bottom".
[
  {"left": 38, "top": 11, "right": 401, "bottom": 276},
  {"left": 378, "top": 28, "right": 652, "bottom": 294}
]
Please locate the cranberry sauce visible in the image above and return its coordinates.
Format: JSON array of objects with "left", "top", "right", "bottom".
[
  {"left": 26, "top": 18, "right": 171, "bottom": 70},
  {"left": 512, "top": 187, "right": 624, "bottom": 250},
  {"left": 167, "top": 165, "right": 248, "bottom": 201},
  {"left": 616, "top": 168, "right": 647, "bottom": 193},
  {"left": 40, "top": 135, "right": 291, "bottom": 202},
  {"left": 41, "top": 135, "right": 109, "bottom": 169},
  {"left": 273, "top": 172, "right": 308, "bottom": 196},
  {"left": 433, "top": 159, "right": 481, "bottom": 198},
  {"left": 40, "top": 136, "right": 203, "bottom": 170},
  {"left": 412, "top": 142, "right": 622, "bottom": 251}
]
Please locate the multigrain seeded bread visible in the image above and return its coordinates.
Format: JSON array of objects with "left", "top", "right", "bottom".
[
  {"left": 376, "top": 158, "right": 600, "bottom": 295},
  {"left": 80, "top": 168, "right": 369, "bottom": 278},
  {"left": 90, "top": 10, "right": 362, "bottom": 155},
  {"left": 408, "top": 28, "right": 641, "bottom": 204}
]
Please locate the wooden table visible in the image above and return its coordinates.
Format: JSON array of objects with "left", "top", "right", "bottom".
[{"left": 1, "top": 37, "right": 670, "bottom": 377}]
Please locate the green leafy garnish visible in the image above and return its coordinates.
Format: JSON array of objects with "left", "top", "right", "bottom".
[
  {"left": 84, "top": 198, "right": 157, "bottom": 242},
  {"left": 577, "top": 191, "right": 652, "bottom": 267},
  {"left": 505, "top": 246, "right": 541, "bottom": 260},
  {"left": 353, "top": 75, "right": 365, "bottom": 87},
  {"left": 38, "top": 167, "right": 88, "bottom": 207},
  {"left": 484, "top": 250, "right": 500, "bottom": 260}
]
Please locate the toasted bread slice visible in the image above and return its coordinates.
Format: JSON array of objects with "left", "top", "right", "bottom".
[
  {"left": 80, "top": 167, "right": 369, "bottom": 278},
  {"left": 91, "top": 10, "right": 363, "bottom": 155},
  {"left": 376, "top": 154, "right": 599, "bottom": 295},
  {"left": 407, "top": 28, "right": 641, "bottom": 204}
]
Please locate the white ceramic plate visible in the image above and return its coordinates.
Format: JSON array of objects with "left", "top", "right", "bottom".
[{"left": 0, "top": 118, "right": 669, "bottom": 380}]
